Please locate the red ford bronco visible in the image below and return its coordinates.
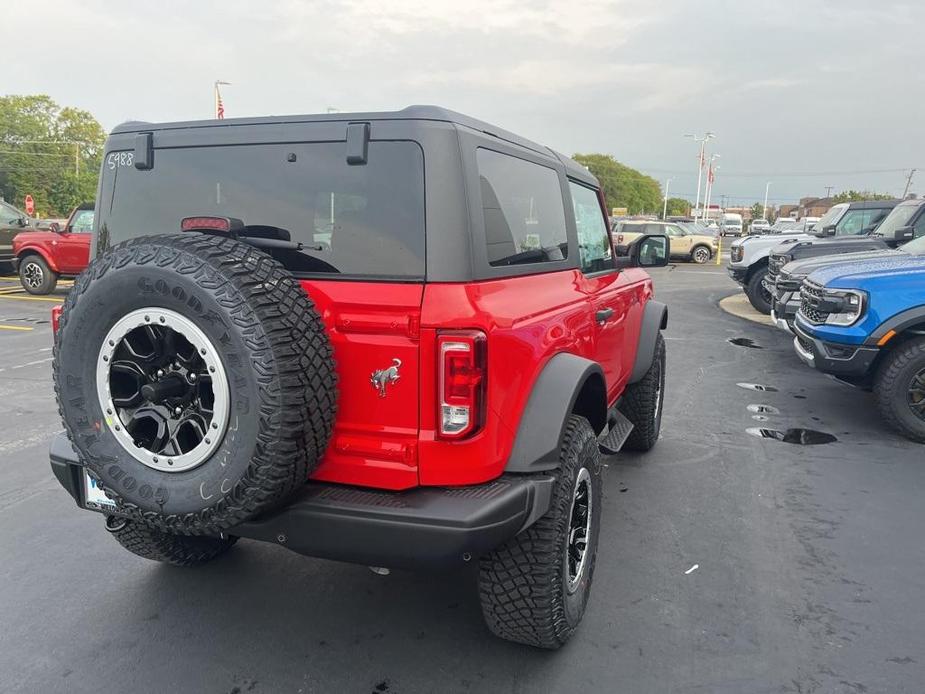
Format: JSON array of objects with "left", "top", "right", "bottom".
[
  {"left": 49, "top": 107, "right": 668, "bottom": 648},
  {"left": 12, "top": 202, "right": 94, "bottom": 294}
]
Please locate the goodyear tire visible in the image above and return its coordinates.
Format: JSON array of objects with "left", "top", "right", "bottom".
[
  {"left": 478, "top": 415, "right": 602, "bottom": 649},
  {"left": 54, "top": 234, "right": 337, "bottom": 534},
  {"left": 619, "top": 333, "right": 665, "bottom": 451},
  {"left": 108, "top": 517, "right": 237, "bottom": 566},
  {"left": 874, "top": 336, "right": 925, "bottom": 443},
  {"left": 19, "top": 254, "right": 58, "bottom": 295},
  {"left": 745, "top": 267, "right": 772, "bottom": 315}
]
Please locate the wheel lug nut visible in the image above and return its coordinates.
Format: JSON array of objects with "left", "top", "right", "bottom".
[
  {"left": 174, "top": 407, "right": 182, "bottom": 415},
  {"left": 157, "top": 369, "right": 164, "bottom": 377},
  {"left": 189, "top": 373, "right": 197, "bottom": 381}
]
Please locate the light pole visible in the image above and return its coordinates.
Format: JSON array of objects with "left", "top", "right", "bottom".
[
  {"left": 662, "top": 178, "right": 672, "bottom": 220},
  {"left": 763, "top": 182, "right": 771, "bottom": 220},
  {"left": 685, "top": 131, "right": 714, "bottom": 220}
]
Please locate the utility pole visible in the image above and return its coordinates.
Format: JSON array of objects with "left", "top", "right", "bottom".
[
  {"left": 902, "top": 169, "right": 917, "bottom": 198},
  {"left": 763, "top": 182, "right": 771, "bottom": 219},
  {"left": 662, "top": 178, "right": 672, "bottom": 220},
  {"left": 685, "top": 132, "right": 714, "bottom": 220},
  {"left": 824, "top": 186, "right": 833, "bottom": 198},
  {"left": 703, "top": 155, "right": 720, "bottom": 223}
]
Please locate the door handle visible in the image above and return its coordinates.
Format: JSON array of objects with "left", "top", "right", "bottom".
[{"left": 595, "top": 308, "right": 614, "bottom": 323}]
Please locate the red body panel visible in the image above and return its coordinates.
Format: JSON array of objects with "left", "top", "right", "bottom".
[
  {"left": 298, "top": 268, "right": 652, "bottom": 490},
  {"left": 12, "top": 231, "right": 91, "bottom": 275}
]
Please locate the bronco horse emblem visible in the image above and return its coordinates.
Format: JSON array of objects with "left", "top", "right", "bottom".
[{"left": 370, "top": 358, "right": 402, "bottom": 397}]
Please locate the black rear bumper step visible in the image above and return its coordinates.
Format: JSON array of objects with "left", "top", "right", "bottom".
[{"left": 49, "top": 434, "right": 555, "bottom": 569}]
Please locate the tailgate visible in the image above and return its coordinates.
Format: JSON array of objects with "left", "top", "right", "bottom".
[{"left": 301, "top": 279, "right": 424, "bottom": 490}]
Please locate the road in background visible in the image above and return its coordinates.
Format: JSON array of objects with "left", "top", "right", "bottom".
[{"left": 1, "top": 264, "right": 923, "bottom": 693}]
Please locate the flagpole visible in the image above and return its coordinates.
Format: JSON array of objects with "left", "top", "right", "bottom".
[{"left": 214, "top": 80, "right": 230, "bottom": 119}]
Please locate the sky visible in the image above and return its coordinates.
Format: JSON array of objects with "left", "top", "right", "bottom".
[{"left": 5, "top": 0, "right": 924, "bottom": 208}]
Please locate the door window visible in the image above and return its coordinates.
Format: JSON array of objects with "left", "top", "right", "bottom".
[
  {"left": 569, "top": 182, "right": 613, "bottom": 274},
  {"left": 68, "top": 210, "right": 95, "bottom": 233}
]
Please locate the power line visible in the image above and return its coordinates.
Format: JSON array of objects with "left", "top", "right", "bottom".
[{"left": 635, "top": 166, "right": 921, "bottom": 178}]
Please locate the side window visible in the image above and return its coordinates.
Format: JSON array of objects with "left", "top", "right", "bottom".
[
  {"left": 569, "top": 181, "right": 613, "bottom": 274},
  {"left": 913, "top": 212, "right": 925, "bottom": 237},
  {"left": 477, "top": 148, "right": 568, "bottom": 266},
  {"left": 1, "top": 202, "right": 20, "bottom": 224},
  {"left": 69, "top": 210, "right": 95, "bottom": 233},
  {"left": 836, "top": 210, "right": 871, "bottom": 235},
  {"left": 659, "top": 224, "right": 683, "bottom": 237}
]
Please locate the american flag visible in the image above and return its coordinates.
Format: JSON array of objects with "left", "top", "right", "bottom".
[
  {"left": 708, "top": 165, "right": 715, "bottom": 183},
  {"left": 217, "top": 95, "right": 224, "bottom": 120}
]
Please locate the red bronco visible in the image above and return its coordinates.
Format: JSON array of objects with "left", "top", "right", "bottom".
[
  {"left": 12, "top": 202, "right": 94, "bottom": 294},
  {"left": 49, "top": 107, "right": 668, "bottom": 648}
]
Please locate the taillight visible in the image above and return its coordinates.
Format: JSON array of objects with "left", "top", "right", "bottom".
[
  {"left": 51, "top": 306, "right": 62, "bottom": 335},
  {"left": 437, "top": 331, "right": 486, "bottom": 439}
]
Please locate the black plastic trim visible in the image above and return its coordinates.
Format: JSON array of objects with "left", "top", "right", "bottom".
[
  {"left": 867, "top": 307, "right": 925, "bottom": 345},
  {"left": 629, "top": 300, "right": 668, "bottom": 383},
  {"left": 505, "top": 353, "right": 606, "bottom": 473},
  {"left": 47, "top": 433, "right": 555, "bottom": 569}
]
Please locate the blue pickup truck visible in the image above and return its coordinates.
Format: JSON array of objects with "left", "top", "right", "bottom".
[{"left": 793, "top": 249, "right": 925, "bottom": 442}]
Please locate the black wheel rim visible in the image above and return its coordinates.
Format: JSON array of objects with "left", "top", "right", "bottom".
[
  {"left": 97, "top": 308, "right": 230, "bottom": 473},
  {"left": 566, "top": 468, "right": 592, "bottom": 593},
  {"left": 908, "top": 368, "right": 925, "bottom": 421}
]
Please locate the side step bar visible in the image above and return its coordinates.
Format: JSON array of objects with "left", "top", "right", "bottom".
[{"left": 598, "top": 409, "right": 634, "bottom": 455}]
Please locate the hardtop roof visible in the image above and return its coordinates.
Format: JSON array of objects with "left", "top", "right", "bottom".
[{"left": 111, "top": 105, "right": 597, "bottom": 186}]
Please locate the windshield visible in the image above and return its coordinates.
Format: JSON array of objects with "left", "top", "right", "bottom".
[
  {"left": 811, "top": 204, "right": 848, "bottom": 232},
  {"left": 900, "top": 234, "right": 925, "bottom": 255},
  {"left": 875, "top": 203, "right": 920, "bottom": 239}
]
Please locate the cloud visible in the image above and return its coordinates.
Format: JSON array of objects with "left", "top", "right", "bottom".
[{"left": 742, "top": 78, "right": 805, "bottom": 90}]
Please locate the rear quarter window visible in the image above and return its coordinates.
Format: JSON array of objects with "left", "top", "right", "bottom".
[
  {"left": 476, "top": 148, "right": 568, "bottom": 267},
  {"left": 98, "top": 141, "right": 426, "bottom": 280}
]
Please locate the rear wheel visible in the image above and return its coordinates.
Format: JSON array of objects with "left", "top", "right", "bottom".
[
  {"left": 619, "top": 333, "right": 666, "bottom": 451},
  {"left": 478, "top": 415, "right": 601, "bottom": 649},
  {"left": 19, "top": 255, "right": 58, "bottom": 295},
  {"left": 745, "top": 267, "right": 772, "bottom": 314},
  {"left": 691, "top": 245, "right": 712, "bottom": 264},
  {"left": 108, "top": 517, "right": 237, "bottom": 566},
  {"left": 874, "top": 336, "right": 925, "bottom": 442}
]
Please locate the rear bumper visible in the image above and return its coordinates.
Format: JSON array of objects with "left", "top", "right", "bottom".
[
  {"left": 49, "top": 434, "right": 554, "bottom": 570},
  {"left": 792, "top": 323, "right": 879, "bottom": 376}
]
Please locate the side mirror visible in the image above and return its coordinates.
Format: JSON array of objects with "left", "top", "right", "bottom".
[
  {"left": 615, "top": 234, "right": 669, "bottom": 269},
  {"left": 894, "top": 225, "right": 915, "bottom": 241},
  {"left": 821, "top": 224, "right": 837, "bottom": 236},
  {"left": 50, "top": 222, "right": 61, "bottom": 233},
  {"left": 18, "top": 217, "right": 28, "bottom": 228}
]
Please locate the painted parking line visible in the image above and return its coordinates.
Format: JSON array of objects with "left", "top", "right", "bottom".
[
  {"left": 0, "top": 294, "right": 63, "bottom": 304},
  {"left": 0, "top": 356, "right": 54, "bottom": 372},
  {"left": 0, "top": 324, "right": 34, "bottom": 332}
]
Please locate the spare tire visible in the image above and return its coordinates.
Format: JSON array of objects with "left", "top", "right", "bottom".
[{"left": 54, "top": 233, "right": 337, "bottom": 534}]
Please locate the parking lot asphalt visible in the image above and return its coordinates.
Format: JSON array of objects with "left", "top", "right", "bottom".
[{"left": 1, "top": 263, "right": 923, "bottom": 693}]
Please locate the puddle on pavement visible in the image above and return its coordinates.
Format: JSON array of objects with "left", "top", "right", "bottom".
[
  {"left": 728, "top": 337, "right": 763, "bottom": 349},
  {"left": 747, "top": 404, "right": 780, "bottom": 415},
  {"left": 737, "top": 383, "right": 779, "bottom": 392},
  {"left": 746, "top": 428, "right": 838, "bottom": 445}
]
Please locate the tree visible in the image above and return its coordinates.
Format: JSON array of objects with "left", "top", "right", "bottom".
[
  {"left": 749, "top": 202, "right": 764, "bottom": 220},
  {"left": 665, "top": 197, "right": 690, "bottom": 217},
  {"left": 0, "top": 95, "right": 106, "bottom": 217},
  {"left": 832, "top": 190, "right": 894, "bottom": 203},
  {"left": 572, "top": 153, "right": 662, "bottom": 215}
]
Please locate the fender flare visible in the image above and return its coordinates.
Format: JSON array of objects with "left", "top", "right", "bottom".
[
  {"left": 505, "top": 353, "right": 607, "bottom": 474},
  {"left": 867, "top": 307, "right": 925, "bottom": 345},
  {"left": 16, "top": 246, "right": 60, "bottom": 273},
  {"left": 629, "top": 300, "right": 668, "bottom": 383}
]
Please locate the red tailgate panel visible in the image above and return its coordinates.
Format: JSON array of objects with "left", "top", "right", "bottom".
[{"left": 300, "top": 280, "right": 424, "bottom": 490}]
